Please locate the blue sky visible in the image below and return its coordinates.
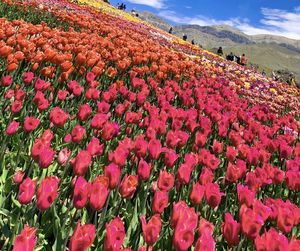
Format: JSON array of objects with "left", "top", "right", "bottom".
[{"left": 110, "top": 0, "right": 300, "bottom": 39}]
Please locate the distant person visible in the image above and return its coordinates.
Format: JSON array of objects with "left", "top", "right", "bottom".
[
  {"left": 272, "top": 71, "right": 279, "bottom": 81},
  {"left": 236, "top": 55, "right": 241, "bottom": 64},
  {"left": 289, "top": 73, "right": 297, "bottom": 87},
  {"left": 169, "top": 27, "right": 173, "bottom": 34},
  {"left": 131, "top": 9, "right": 138, "bottom": 17},
  {"left": 241, "top": 54, "right": 247, "bottom": 66},
  {"left": 183, "top": 34, "right": 187, "bottom": 41},
  {"left": 226, "top": 52, "right": 234, "bottom": 61},
  {"left": 217, "top": 47, "right": 223, "bottom": 56},
  {"left": 261, "top": 69, "right": 266, "bottom": 76},
  {"left": 118, "top": 3, "right": 126, "bottom": 10},
  {"left": 191, "top": 39, "right": 195, "bottom": 45}
]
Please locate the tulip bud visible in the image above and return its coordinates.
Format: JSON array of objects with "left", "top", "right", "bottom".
[
  {"left": 69, "top": 221, "right": 96, "bottom": 251},
  {"left": 120, "top": 175, "right": 138, "bottom": 199},
  {"left": 189, "top": 182, "right": 205, "bottom": 205},
  {"left": 221, "top": 213, "right": 240, "bottom": 247},
  {"left": 152, "top": 190, "right": 168, "bottom": 214},
  {"left": 58, "top": 147, "right": 71, "bottom": 165},
  {"left": 13, "top": 225, "right": 37, "bottom": 251},
  {"left": 90, "top": 176, "right": 110, "bottom": 211},
  {"left": 18, "top": 177, "right": 36, "bottom": 205},
  {"left": 6, "top": 120, "right": 20, "bottom": 135},
  {"left": 140, "top": 214, "right": 162, "bottom": 246},
  {"left": 37, "top": 176, "right": 59, "bottom": 211},
  {"left": 13, "top": 170, "right": 25, "bottom": 184},
  {"left": 104, "top": 217, "right": 125, "bottom": 251},
  {"left": 104, "top": 163, "right": 121, "bottom": 189},
  {"left": 73, "top": 177, "right": 91, "bottom": 209}
]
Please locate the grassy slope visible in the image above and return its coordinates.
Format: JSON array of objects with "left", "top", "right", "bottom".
[{"left": 223, "top": 44, "right": 300, "bottom": 81}]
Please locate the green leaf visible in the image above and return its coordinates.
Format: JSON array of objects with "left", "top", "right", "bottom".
[
  {"left": 11, "top": 196, "right": 21, "bottom": 208},
  {"left": 123, "top": 198, "right": 139, "bottom": 247}
]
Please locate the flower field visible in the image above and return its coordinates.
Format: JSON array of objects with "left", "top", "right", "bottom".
[{"left": 0, "top": 0, "right": 299, "bottom": 250}]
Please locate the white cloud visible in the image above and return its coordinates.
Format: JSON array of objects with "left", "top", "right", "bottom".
[
  {"left": 158, "top": 6, "right": 300, "bottom": 40},
  {"left": 126, "top": 0, "right": 165, "bottom": 9}
]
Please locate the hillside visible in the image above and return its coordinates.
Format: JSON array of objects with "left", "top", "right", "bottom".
[
  {"left": 223, "top": 44, "right": 300, "bottom": 80},
  {"left": 138, "top": 11, "right": 300, "bottom": 81}
]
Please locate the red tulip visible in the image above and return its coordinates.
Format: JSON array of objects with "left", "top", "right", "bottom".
[
  {"left": 237, "top": 184, "right": 255, "bottom": 207},
  {"left": 170, "top": 201, "right": 186, "bottom": 225},
  {"left": 225, "top": 160, "right": 246, "bottom": 183},
  {"left": 148, "top": 139, "right": 162, "bottom": 160},
  {"left": 24, "top": 116, "right": 40, "bottom": 132},
  {"left": 1, "top": 75, "right": 12, "bottom": 87},
  {"left": 6, "top": 120, "right": 19, "bottom": 135},
  {"left": 140, "top": 214, "right": 162, "bottom": 246},
  {"left": 71, "top": 124, "right": 86, "bottom": 143},
  {"left": 97, "top": 101, "right": 110, "bottom": 113},
  {"left": 104, "top": 217, "right": 125, "bottom": 251},
  {"left": 199, "top": 168, "right": 214, "bottom": 185},
  {"left": 102, "top": 122, "right": 119, "bottom": 141},
  {"left": 177, "top": 163, "right": 193, "bottom": 185},
  {"left": 195, "top": 231, "right": 215, "bottom": 251},
  {"left": 240, "top": 205, "right": 264, "bottom": 240},
  {"left": 137, "top": 159, "right": 152, "bottom": 181},
  {"left": 13, "top": 170, "right": 25, "bottom": 184},
  {"left": 13, "top": 225, "right": 37, "bottom": 251},
  {"left": 38, "top": 147, "right": 55, "bottom": 169},
  {"left": 37, "top": 176, "right": 59, "bottom": 211},
  {"left": 72, "top": 150, "right": 92, "bottom": 176},
  {"left": 69, "top": 221, "right": 96, "bottom": 251},
  {"left": 221, "top": 213, "right": 240, "bottom": 247},
  {"left": 40, "top": 129, "right": 54, "bottom": 145},
  {"left": 90, "top": 176, "right": 110, "bottom": 211},
  {"left": 73, "top": 177, "right": 91, "bottom": 209},
  {"left": 255, "top": 228, "right": 288, "bottom": 251},
  {"left": 164, "top": 149, "right": 178, "bottom": 168},
  {"left": 198, "top": 218, "right": 214, "bottom": 236},
  {"left": 90, "top": 113, "right": 109, "bottom": 129},
  {"left": 86, "top": 137, "right": 104, "bottom": 157},
  {"left": 57, "top": 89, "right": 69, "bottom": 101},
  {"left": 205, "top": 183, "right": 224, "bottom": 208},
  {"left": 253, "top": 200, "right": 271, "bottom": 222},
  {"left": 120, "top": 175, "right": 138, "bottom": 199},
  {"left": 189, "top": 182, "right": 205, "bottom": 205},
  {"left": 288, "top": 236, "right": 300, "bottom": 251},
  {"left": 212, "top": 139, "right": 223, "bottom": 155},
  {"left": 11, "top": 100, "right": 22, "bottom": 114},
  {"left": 104, "top": 163, "right": 121, "bottom": 189},
  {"left": 152, "top": 190, "right": 168, "bottom": 213},
  {"left": 23, "top": 72, "right": 34, "bottom": 84},
  {"left": 78, "top": 104, "right": 92, "bottom": 121},
  {"left": 134, "top": 136, "right": 148, "bottom": 158},
  {"left": 109, "top": 146, "right": 129, "bottom": 167},
  {"left": 157, "top": 170, "right": 174, "bottom": 191},
  {"left": 286, "top": 170, "right": 300, "bottom": 191},
  {"left": 277, "top": 206, "right": 295, "bottom": 234},
  {"left": 49, "top": 107, "right": 69, "bottom": 127},
  {"left": 172, "top": 221, "right": 195, "bottom": 251},
  {"left": 225, "top": 146, "right": 237, "bottom": 162},
  {"left": 18, "top": 177, "right": 36, "bottom": 205},
  {"left": 57, "top": 147, "right": 71, "bottom": 165}
]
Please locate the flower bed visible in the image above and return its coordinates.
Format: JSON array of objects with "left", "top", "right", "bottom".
[{"left": 0, "top": 0, "right": 299, "bottom": 250}]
